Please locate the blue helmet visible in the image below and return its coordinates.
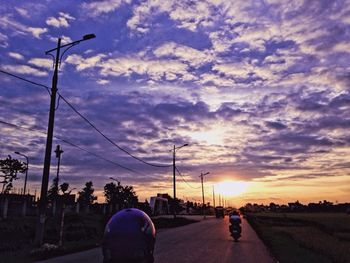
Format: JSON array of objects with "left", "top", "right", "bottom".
[{"left": 102, "top": 208, "right": 156, "bottom": 263}]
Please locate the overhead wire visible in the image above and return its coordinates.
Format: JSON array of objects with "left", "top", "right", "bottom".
[
  {"left": 175, "top": 166, "right": 200, "bottom": 189},
  {"left": 0, "top": 69, "right": 172, "bottom": 168},
  {"left": 0, "top": 69, "right": 51, "bottom": 95},
  {"left": 58, "top": 93, "right": 172, "bottom": 168},
  {"left": 0, "top": 119, "right": 142, "bottom": 175}
]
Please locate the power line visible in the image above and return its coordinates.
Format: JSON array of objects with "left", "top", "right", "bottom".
[
  {"left": 58, "top": 93, "right": 172, "bottom": 168},
  {"left": 56, "top": 137, "right": 143, "bottom": 175},
  {"left": 0, "top": 69, "right": 172, "bottom": 168},
  {"left": 0, "top": 69, "right": 51, "bottom": 95},
  {"left": 175, "top": 166, "right": 200, "bottom": 189},
  {"left": 0, "top": 119, "right": 142, "bottom": 175}
]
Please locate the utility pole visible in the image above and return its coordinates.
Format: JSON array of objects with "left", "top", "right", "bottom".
[
  {"left": 212, "top": 185, "right": 216, "bottom": 207},
  {"left": 52, "top": 145, "right": 63, "bottom": 216},
  {"left": 172, "top": 143, "right": 188, "bottom": 219},
  {"left": 34, "top": 34, "right": 95, "bottom": 246},
  {"left": 34, "top": 38, "right": 61, "bottom": 246},
  {"left": 199, "top": 172, "right": 209, "bottom": 219},
  {"left": 54, "top": 145, "right": 64, "bottom": 186},
  {"left": 173, "top": 145, "right": 176, "bottom": 219}
]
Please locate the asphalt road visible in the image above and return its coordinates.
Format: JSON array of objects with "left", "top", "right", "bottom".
[{"left": 37, "top": 216, "right": 275, "bottom": 263}]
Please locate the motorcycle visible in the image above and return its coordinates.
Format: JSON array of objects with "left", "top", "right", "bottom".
[{"left": 229, "top": 223, "right": 241, "bottom": 242}]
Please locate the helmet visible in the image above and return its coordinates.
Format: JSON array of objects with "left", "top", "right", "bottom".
[{"left": 102, "top": 208, "right": 156, "bottom": 263}]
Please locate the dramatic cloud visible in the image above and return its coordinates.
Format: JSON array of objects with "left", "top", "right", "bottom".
[
  {"left": 45, "top": 12, "right": 75, "bottom": 28},
  {"left": 0, "top": 0, "right": 349, "bottom": 204},
  {"left": 2, "top": 64, "right": 48, "bottom": 76},
  {"left": 0, "top": 32, "right": 9, "bottom": 47},
  {"left": 82, "top": 0, "right": 132, "bottom": 17},
  {"left": 0, "top": 15, "right": 47, "bottom": 39},
  {"left": 153, "top": 42, "right": 212, "bottom": 67},
  {"left": 8, "top": 52, "right": 24, "bottom": 60},
  {"left": 28, "top": 58, "right": 53, "bottom": 69}
]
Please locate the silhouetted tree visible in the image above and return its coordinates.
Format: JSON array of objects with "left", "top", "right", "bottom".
[
  {"left": 186, "top": 201, "right": 193, "bottom": 213},
  {"left": 60, "top": 182, "right": 69, "bottom": 194},
  {"left": 47, "top": 177, "right": 59, "bottom": 202},
  {"left": 122, "top": 185, "right": 138, "bottom": 207},
  {"left": 104, "top": 182, "right": 122, "bottom": 205},
  {"left": 138, "top": 199, "right": 152, "bottom": 216},
  {"left": 162, "top": 195, "right": 182, "bottom": 214},
  {"left": 0, "top": 156, "right": 26, "bottom": 193},
  {"left": 78, "top": 181, "right": 96, "bottom": 206},
  {"left": 103, "top": 182, "right": 138, "bottom": 209}
]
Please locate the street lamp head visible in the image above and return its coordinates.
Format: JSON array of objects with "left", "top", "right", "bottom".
[
  {"left": 83, "top": 34, "right": 96, "bottom": 40},
  {"left": 109, "top": 177, "right": 120, "bottom": 183},
  {"left": 183, "top": 143, "right": 189, "bottom": 147},
  {"left": 14, "top": 151, "right": 20, "bottom": 155}
]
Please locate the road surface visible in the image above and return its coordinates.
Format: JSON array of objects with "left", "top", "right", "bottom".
[{"left": 37, "top": 217, "right": 275, "bottom": 263}]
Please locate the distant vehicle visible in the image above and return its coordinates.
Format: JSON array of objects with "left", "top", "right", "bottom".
[
  {"left": 215, "top": 206, "right": 225, "bottom": 218},
  {"left": 102, "top": 208, "right": 156, "bottom": 263}
]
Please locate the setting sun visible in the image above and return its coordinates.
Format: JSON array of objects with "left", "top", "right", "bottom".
[{"left": 215, "top": 181, "right": 250, "bottom": 197}]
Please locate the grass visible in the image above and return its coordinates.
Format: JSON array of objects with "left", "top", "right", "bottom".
[
  {"left": 0, "top": 214, "right": 198, "bottom": 262},
  {"left": 246, "top": 212, "right": 350, "bottom": 263},
  {"left": 0, "top": 214, "right": 104, "bottom": 262}
]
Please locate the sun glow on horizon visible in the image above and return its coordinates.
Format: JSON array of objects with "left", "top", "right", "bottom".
[{"left": 215, "top": 181, "right": 250, "bottom": 197}]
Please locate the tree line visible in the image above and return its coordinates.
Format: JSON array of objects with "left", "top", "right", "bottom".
[
  {"left": 47, "top": 178, "right": 138, "bottom": 208},
  {"left": 1, "top": 156, "right": 139, "bottom": 208}
]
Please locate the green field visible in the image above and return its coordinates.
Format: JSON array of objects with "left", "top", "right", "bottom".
[{"left": 246, "top": 212, "right": 350, "bottom": 263}]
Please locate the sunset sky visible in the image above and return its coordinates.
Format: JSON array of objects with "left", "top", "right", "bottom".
[{"left": 0, "top": 0, "right": 349, "bottom": 206}]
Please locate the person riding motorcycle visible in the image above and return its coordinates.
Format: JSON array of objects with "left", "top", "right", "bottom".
[{"left": 229, "top": 210, "right": 242, "bottom": 240}]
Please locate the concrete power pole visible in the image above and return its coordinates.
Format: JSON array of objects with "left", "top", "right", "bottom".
[
  {"left": 199, "top": 172, "right": 209, "bottom": 219},
  {"left": 34, "top": 34, "right": 95, "bottom": 246},
  {"left": 34, "top": 38, "right": 61, "bottom": 246},
  {"left": 53, "top": 145, "right": 64, "bottom": 216},
  {"left": 173, "top": 145, "right": 176, "bottom": 219},
  {"left": 55, "top": 145, "right": 64, "bottom": 186},
  {"left": 172, "top": 143, "right": 188, "bottom": 219},
  {"left": 212, "top": 185, "right": 216, "bottom": 207}
]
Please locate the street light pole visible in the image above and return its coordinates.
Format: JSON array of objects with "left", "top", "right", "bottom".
[
  {"left": 199, "top": 172, "right": 209, "bottom": 219},
  {"left": 109, "top": 177, "right": 121, "bottom": 212},
  {"left": 109, "top": 177, "right": 121, "bottom": 184},
  {"left": 14, "top": 152, "right": 29, "bottom": 195},
  {"left": 34, "top": 34, "right": 95, "bottom": 246},
  {"left": 172, "top": 143, "right": 188, "bottom": 219},
  {"left": 34, "top": 38, "right": 61, "bottom": 246}
]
